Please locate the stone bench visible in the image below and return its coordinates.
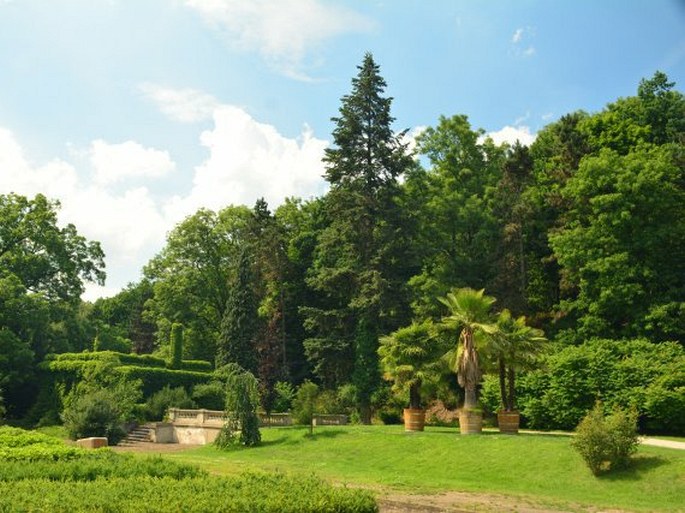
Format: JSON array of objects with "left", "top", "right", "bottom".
[{"left": 76, "top": 437, "right": 108, "bottom": 449}]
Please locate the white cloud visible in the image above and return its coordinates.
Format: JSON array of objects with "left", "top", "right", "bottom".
[
  {"left": 139, "top": 83, "right": 219, "bottom": 123},
  {"left": 90, "top": 139, "right": 176, "bottom": 185},
  {"left": 402, "top": 125, "right": 427, "bottom": 157},
  {"left": 185, "top": 0, "right": 375, "bottom": 80},
  {"left": 485, "top": 125, "right": 537, "bottom": 147},
  {"left": 511, "top": 26, "right": 535, "bottom": 58},
  {"left": 165, "top": 104, "right": 328, "bottom": 221},
  {"left": 1, "top": 88, "right": 330, "bottom": 299},
  {"left": 0, "top": 126, "right": 169, "bottom": 298}
]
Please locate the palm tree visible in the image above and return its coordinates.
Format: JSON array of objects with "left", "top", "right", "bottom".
[
  {"left": 379, "top": 321, "right": 446, "bottom": 417},
  {"left": 439, "top": 288, "right": 497, "bottom": 410},
  {"left": 493, "top": 310, "right": 546, "bottom": 413}
]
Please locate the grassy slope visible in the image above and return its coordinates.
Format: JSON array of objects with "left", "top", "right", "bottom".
[{"left": 165, "top": 425, "right": 685, "bottom": 513}]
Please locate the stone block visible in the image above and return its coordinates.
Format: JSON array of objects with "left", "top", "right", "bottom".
[{"left": 76, "top": 437, "right": 108, "bottom": 449}]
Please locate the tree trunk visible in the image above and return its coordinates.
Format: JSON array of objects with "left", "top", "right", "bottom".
[
  {"left": 409, "top": 381, "right": 421, "bottom": 410},
  {"left": 498, "top": 357, "right": 508, "bottom": 411},
  {"left": 458, "top": 328, "right": 481, "bottom": 410},
  {"left": 507, "top": 366, "right": 516, "bottom": 412}
]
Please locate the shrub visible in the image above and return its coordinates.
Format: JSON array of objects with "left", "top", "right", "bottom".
[
  {"left": 60, "top": 359, "right": 142, "bottom": 445},
  {"left": 192, "top": 382, "right": 225, "bottom": 410},
  {"left": 145, "top": 386, "right": 196, "bottom": 421},
  {"left": 292, "top": 381, "right": 319, "bottom": 426},
  {"left": 571, "top": 403, "right": 640, "bottom": 475},
  {"left": 272, "top": 381, "right": 295, "bottom": 413}
]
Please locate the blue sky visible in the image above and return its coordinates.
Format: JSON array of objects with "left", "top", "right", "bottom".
[{"left": 1, "top": 0, "right": 684, "bottom": 299}]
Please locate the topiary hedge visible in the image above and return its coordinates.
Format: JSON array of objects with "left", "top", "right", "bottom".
[{"left": 116, "top": 366, "right": 212, "bottom": 397}]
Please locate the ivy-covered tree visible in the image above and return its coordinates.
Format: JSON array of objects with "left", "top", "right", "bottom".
[{"left": 303, "top": 53, "right": 415, "bottom": 423}]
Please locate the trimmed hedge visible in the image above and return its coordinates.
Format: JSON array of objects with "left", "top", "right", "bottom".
[
  {"left": 117, "top": 366, "right": 212, "bottom": 396},
  {"left": 182, "top": 360, "right": 214, "bottom": 372},
  {"left": 47, "top": 351, "right": 167, "bottom": 368},
  {"left": 0, "top": 474, "right": 378, "bottom": 513}
]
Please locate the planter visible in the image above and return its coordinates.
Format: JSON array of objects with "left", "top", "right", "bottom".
[
  {"left": 458, "top": 409, "right": 482, "bottom": 435},
  {"left": 497, "top": 410, "right": 520, "bottom": 434},
  {"left": 403, "top": 408, "right": 426, "bottom": 432}
]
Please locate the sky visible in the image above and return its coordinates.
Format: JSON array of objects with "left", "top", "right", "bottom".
[{"left": 1, "top": 0, "right": 684, "bottom": 301}]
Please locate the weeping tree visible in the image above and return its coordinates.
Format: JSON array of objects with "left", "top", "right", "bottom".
[
  {"left": 215, "top": 363, "right": 261, "bottom": 448},
  {"left": 439, "top": 288, "right": 497, "bottom": 410}
]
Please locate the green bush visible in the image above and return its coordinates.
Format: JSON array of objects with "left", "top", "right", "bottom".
[
  {"left": 0, "top": 452, "right": 203, "bottom": 481},
  {"left": 145, "top": 386, "right": 196, "bottom": 421},
  {"left": 0, "top": 473, "right": 378, "bottom": 513},
  {"left": 117, "top": 366, "right": 212, "bottom": 397},
  {"left": 192, "top": 382, "right": 225, "bottom": 411},
  {"left": 272, "top": 381, "right": 295, "bottom": 413},
  {"left": 571, "top": 403, "right": 640, "bottom": 475},
  {"left": 517, "top": 338, "right": 685, "bottom": 433},
  {"left": 181, "top": 360, "right": 213, "bottom": 372},
  {"left": 48, "top": 351, "right": 167, "bottom": 368},
  {"left": 292, "top": 381, "right": 319, "bottom": 425},
  {"left": 60, "top": 359, "right": 142, "bottom": 445}
]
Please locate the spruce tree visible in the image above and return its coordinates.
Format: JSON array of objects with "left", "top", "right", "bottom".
[
  {"left": 217, "top": 248, "right": 258, "bottom": 373},
  {"left": 304, "top": 53, "right": 414, "bottom": 423}
]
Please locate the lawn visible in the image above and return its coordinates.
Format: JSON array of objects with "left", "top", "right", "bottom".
[{"left": 165, "top": 425, "right": 685, "bottom": 512}]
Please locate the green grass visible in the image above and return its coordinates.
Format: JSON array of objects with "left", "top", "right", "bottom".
[{"left": 164, "top": 425, "right": 685, "bottom": 512}]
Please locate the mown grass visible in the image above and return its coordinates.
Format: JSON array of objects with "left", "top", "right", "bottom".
[{"left": 165, "top": 425, "right": 685, "bottom": 512}]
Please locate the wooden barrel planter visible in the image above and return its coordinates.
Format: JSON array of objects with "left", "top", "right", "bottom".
[
  {"left": 403, "top": 408, "right": 426, "bottom": 432},
  {"left": 497, "top": 411, "right": 520, "bottom": 434},
  {"left": 458, "top": 409, "right": 482, "bottom": 435}
]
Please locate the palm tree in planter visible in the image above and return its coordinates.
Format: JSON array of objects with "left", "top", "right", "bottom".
[
  {"left": 379, "top": 321, "right": 446, "bottom": 431},
  {"left": 439, "top": 288, "right": 497, "bottom": 435},
  {"left": 492, "top": 310, "right": 547, "bottom": 434}
]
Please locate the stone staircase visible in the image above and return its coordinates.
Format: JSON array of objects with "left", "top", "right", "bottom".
[{"left": 118, "top": 424, "right": 154, "bottom": 446}]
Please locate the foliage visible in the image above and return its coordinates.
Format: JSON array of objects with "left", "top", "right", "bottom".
[
  {"left": 145, "top": 385, "right": 196, "bottom": 421},
  {"left": 571, "top": 403, "right": 640, "bottom": 475},
  {"left": 518, "top": 338, "right": 685, "bottom": 433},
  {"left": 170, "top": 323, "right": 183, "bottom": 369},
  {"left": 0, "top": 473, "right": 378, "bottom": 513},
  {"left": 303, "top": 53, "right": 415, "bottom": 421},
  {"left": 272, "top": 381, "right": 296, "bottom": 413},
  {"left": 215, "top": 364, "right": 261, "bottom": 448},
  {"left": 439, "top": 288, "right": 497, "bottom": 409},
  {"left": 144, "top": 206, "right": 253, "bottom": 362},
  {"left": 60, "top": 357, "right": 142, "bottom": 444},
  {"left": 292, "top": 380, "right": 319, "bottom": 427},
  {"left": 117, "top": 366, "right": 212, "bottom": 397},
  {"left": 489, "top": 310, "right": 547, "bottom": 411},
  {"left": 379, "top": 320, "right": 447, "bottom": 409},
  {"left": 217, "top": 248, "right": 259, "bottom": 372},
  {"left": 48, "top": 350, "right": 167, "bottom": 367},
  {"left": 191, "top": 381, "right": 225, "bottom": 410}
]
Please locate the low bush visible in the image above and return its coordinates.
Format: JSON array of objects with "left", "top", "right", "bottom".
[
  {"left": 571, "top": 403, "right": 640, "bottom": 475},
  {"left": 181, "top": 360, "right": 213, "bottom": 372},
  {"left": 0, "top": 473, "right": 378, "bottom": 513},
  {"left": 271, "top": 381, "right": 295, "bottom": 413},
  {"left": 0, "top": 452, "right": 203, "bottom": 481},
  {"left": 292, "top": 381, "right": 319, "bottom": 425},
  {"left": 145, "top": 385, "right": 196, "bottom": 421},
  {"left": 0, "top": 426, "right": 86, "bottom": 461},
  {"left": 192, "top": 381, "right": 225, "bottom": 410}
]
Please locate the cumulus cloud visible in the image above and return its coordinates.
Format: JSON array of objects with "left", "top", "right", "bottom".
[
  {"left": 165, "top": 104, "right": 327, "bottom": 222},
  {"left": 139, "top": 83, "right": 219, "bottom": 123},
  {"left": 486, "top": 125, "right": 537, "bottom": 147},
  {"left": 185, "top": 0, "right": 375, "bottom": 80},
  {"left": 90, "top": 139, "right": 175, "bottom": 185},
  {"left": 1, "top": 89, "right": 329, "bottom": 299},
  {"left": 512, "top": 28, "right": 523, "bottom": 43},
  {"left": 0, "top": 126, "right": 170, "bottom": 299}
]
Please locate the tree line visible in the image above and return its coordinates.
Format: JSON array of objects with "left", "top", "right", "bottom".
[{"left": 1, "top": 54, "right": 683, "bottom": 430}]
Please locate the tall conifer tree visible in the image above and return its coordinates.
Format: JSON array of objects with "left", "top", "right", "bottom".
[{"left": 303, "top": 53, "right": 414, "bottom": 423}]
